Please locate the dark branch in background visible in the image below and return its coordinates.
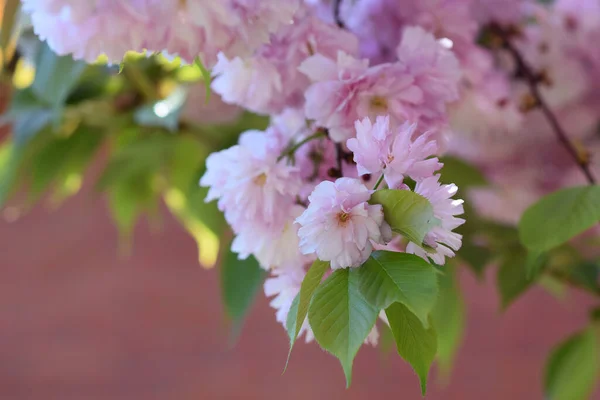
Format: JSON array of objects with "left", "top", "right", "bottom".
[
  {"left": 333, "top": 0, "right": 345, "bottom": 28},
  {"left": 491, "top": 24, "right": 596, "bottom": 184}
]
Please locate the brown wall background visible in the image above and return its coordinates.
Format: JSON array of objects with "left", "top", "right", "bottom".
[{"left": 0, "top": 185, "right": 598, "bottom": 400}]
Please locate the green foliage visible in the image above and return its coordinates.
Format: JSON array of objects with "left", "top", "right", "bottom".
[
  {"left": 431, "top": 262, "right": 465, "bottom": 377},
  {"left": 221, "top": 247, "right": 267, "bottom": 326},
  {"left": 32, "top": 42, "right": 87, "bottom": 108},
  {"left": 370, "top": 189, "right": 438, "bottom": 246},
  {"left": 457, "top": 242, "right": 492, "bottom": 279},
  {"left": 29, "top": 126, "right": 104, "bottom": 201},
  {"left": 519, "top": 186, "right": 600, "bottom": 252},
  {"left": 385, "top": 302, "right": 437, "bottom": 396},
  {"left": 497, "top": 250, "right": 533, "bottom": 309},
  {"left": 286, "top": 260, "right": 329, "bottom": 362},
  {"left": 439, "top": 157, "right": 487, "bottom": 188},
  {"left": 357, "top": 251, "right": 438, "bottom": 326},
  {"left": 308, "top": 268, "right": 379, "bottom": 387},
  {"left": 544, "top": 329, "right": 599, "bottom": 400}
]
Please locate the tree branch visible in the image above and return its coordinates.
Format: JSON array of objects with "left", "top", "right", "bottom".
[
  {"left": 491, "top": 24, "right": 596, "bottom": 185},
  {"left": 333, "top": 0, "right": 345, "bottom": 28}
]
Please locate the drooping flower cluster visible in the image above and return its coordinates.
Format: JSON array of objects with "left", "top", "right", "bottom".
[
  {"left": 197, "top": 10, "right": 465, "bottom": 340},
  {"left": 28, "top": 0, "right": 600, "bottom": 351}
]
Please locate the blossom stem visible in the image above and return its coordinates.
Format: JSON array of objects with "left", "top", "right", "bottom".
[
  {"left": 372, "top": 174, "right": 385, "bottom": 190},
  {"left": 492, "top": 24, "right": 596, "bottom": 185},
  {"left": 277, "top": 130, "right": 326, "bottom": 162}
]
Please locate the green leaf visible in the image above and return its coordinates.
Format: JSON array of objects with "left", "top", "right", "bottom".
[
  {"left": 4, "top": 89, "right": 54, "bottom": 145},
  {"left": 107, "top": 170, "right": 158, "bottom": 241},
  {"left": 544, "top": 329, "right": 599, "bottom": 400},
  {"left": 32, "top": 42, "right": 87, "bottom": 107},
  {"left": 525, "top": 250, "right": 547, "bottom": 279},
  {"left": 0, "top": 140, "right": 21, "bottom": 206},
  {"left": 308, "top": 269, "right": 379, "bottom": 387},
  {"left": 458, "top": 242, "right": 492, "bottom": 279},
  {"left": 286, "top": 260, "right": 329, "bottom": 363},
  {"left": 385, "top": 302, "right": 438, "bottom": 396},
  {"left": 431, "top": 263, "right": 465, "bottom": 378},
  {"left": 569, "top": 261, "right": 600, "bottom": 293},
  {"left": 370, "top": 189, "right": 438, "bottom": 246},
  {"left": 519, "top": 186, "right": 600, "bottom": 252},
  {"left": 439, "top": 157, "right": 487, "bottom": 188},
  {"left": 357, "top": 251, "right": 438, "bottom": 327},
  {"left": 221, "top": 248, "right": 267, "bottom": 326},
  {"left": 497, "top": 251, "right": 533, "bottom": 310},
  {"left": 29, "top": 127, "right": 103, "bottom": 201}
]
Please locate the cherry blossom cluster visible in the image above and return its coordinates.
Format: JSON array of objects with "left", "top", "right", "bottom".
[
  {"left": 199, "top": 8, "right": 465, "bottom": 342},
  {"left": 23, "top": 0, "right": 600, "bottom": 344}
]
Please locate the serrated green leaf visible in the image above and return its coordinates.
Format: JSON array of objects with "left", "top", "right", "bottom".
[
  {"left": 544, "top": 329, "right": 599, "bottom": 400},
  {"left": 221, "top": 248, "right": 267, "bottom": 325},
  {"left": 286, "top": 259, "right": 329, "bottom": 365},
  {"left": 357, "top": 251, "right": 438, "bottom": 327},
  {"left": 431, "top": 263, "right": 465, "bottom": 378},
  {"left": 308, "top": 268, "right": 379, "bottom": 387},
  {"left": 385, "top": 302, "right": 437, "bottom": 396},
  {"left": 519, "top": 186, "right": 600, "bottom": 252},
  {"left": 370, "top": 189, "right": 438, "bottom": 246}
]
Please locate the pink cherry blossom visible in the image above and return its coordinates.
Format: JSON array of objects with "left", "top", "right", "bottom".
[
  {"left": 347, "top": 116, "right": 442, "bottom": 188},
  {"left": 396, "top": 26, "right": 462, "bottom": 121},
  {"left": 200, "top": 128, "right": 301, "bottom": 234},
  {"left": 212, "top": 15, "right": 358, "bottom": 114},
  {"left": 301, "top": 52, "right": 424, "bottom": 142},
  {"left": 406, "top": 175, "right": 465, "bottom": 265},
  {"left": 295, "top": 178, "right": 392, "bottom": 269}
]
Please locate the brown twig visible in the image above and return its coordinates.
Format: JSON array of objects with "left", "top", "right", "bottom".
[
  {"left": 492, "top": 24, "right": 596, "bottom": 184},
  {"left": 333, "top": 0, "right": 345, "bottom": 28}
]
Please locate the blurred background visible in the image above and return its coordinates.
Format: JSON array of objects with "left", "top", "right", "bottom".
[{"left": 0, "top": 164, "right": 598, "bottom": 399}]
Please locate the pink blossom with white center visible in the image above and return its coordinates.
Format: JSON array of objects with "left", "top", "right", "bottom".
[
  {"left": 295, "top": 178, "right": 392, "bottom": 269},
  {"left": 406, "top": 175, "right": 465, "bottom": 265},
  {"left": 347, "top": 116, "right": 442, "bottom": 188},
  {"left": 200, "top": 128, "right": 301, "bottom": 234},
  {"left": 396, "top": 26, "right": 462, "bottom": 120}
]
